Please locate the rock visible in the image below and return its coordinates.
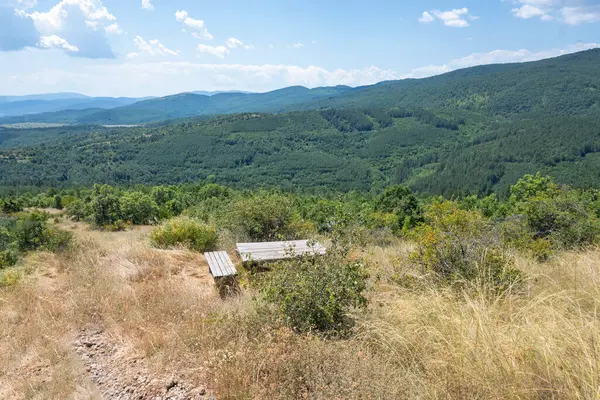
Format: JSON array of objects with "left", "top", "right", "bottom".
[{"left": 166, "top": 379, "right": 178, "bottom": 391}]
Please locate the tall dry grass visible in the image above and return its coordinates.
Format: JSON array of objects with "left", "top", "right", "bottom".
[{"left": 0, "top": 226, "right": 599, "bottom": 399}]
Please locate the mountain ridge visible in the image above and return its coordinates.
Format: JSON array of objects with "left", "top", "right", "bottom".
[{"left": 0, "top": 49, "right": 599, "bottom": 125}]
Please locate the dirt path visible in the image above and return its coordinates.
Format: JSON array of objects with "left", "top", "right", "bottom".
[
  {"left": 74, "top": 329, "right": 209, "bottom": 400},
  {"left": 54, "top": 218, "right": 215, "bottom": 399}
]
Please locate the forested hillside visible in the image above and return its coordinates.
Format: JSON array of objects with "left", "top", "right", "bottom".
[
  {"left": 1, "top": 104, "right": 599, "bottom": 196},
  {"left": 1, "top": 49, "right": 599, "bottom": 196}
]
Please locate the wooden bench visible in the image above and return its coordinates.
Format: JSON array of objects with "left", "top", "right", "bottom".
[
  {"left": 237, "top": 240, "right": 327, "bottom": 263},
  {"left": 205, "top": 251, "right": 237, "bottom": 278}
]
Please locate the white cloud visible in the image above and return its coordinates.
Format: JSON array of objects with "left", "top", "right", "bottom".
[
  {"left": 197, "top": 44, "right": 229, "bottom": 58},
  {"left": 562, "top": 6, "right": 600, "bottom": 24},
  {"left": 175, "top": 10, "right": 213, "bottom": 40},
  {"left": 17, "top": 0, "right": 37, "bottom": 8},
  {"left": 141, "top": 0, "right": 153, "bottom": 10},
  {"left": 2, "top": 42, "right": 598, "bottom": 98},
  {"left": 419, "top": 11, "right": 435, "bottom": 23},
  {"left": 21, "top": 0, "right": 117, "bottom": 58},
  {"left": 400, "top": 42, "right": 600, "bottom": 78},
  {"left": 27, "top": 0, "right": 116, "bottom": 32},
  {"left": 419, "top": 8, "right": 478, "bottom": 27},
  {"left": 289, "top": 43, "right": 304, "bottom": 48},
  {"left": 226, "top": 37, "right": 243, "bottom": 48},
  {"left": 104, "top": 23, "right": 122, "bottom": 34},
  {"left": 127, "top": 35, "right": 178, "bottom": 58},
  {"left": 509, "top": 1, "right": 600, "bottom": 24},
  {"left": 512, "top": 4, "right": 549, "bottom": 19},
  {"left": 38, "top": 34, "right": 78, "bottom": 52}
]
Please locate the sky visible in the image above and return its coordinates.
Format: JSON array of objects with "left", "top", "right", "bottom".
[{"left": 0, "top": 0, "right": 599, "bottom": 97}]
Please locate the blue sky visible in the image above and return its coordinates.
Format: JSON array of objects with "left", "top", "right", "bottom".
[{"left": 0, "top": 0, "right": 599, "bottom": 96}]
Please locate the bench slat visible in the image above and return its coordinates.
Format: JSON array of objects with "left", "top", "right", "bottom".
[
  {"left": 205, "top": 251, "right": 237, "bottom": 278},
  {"left": 237, "top": 240, "right": 326, "bottom": 263}
]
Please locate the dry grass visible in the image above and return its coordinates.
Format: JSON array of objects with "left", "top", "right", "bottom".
[{"left": 0, "top": 222, "right": 599, "bottom": 399}]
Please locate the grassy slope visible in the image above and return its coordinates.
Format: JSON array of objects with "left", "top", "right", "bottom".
[{"left": 1, "top": 215, "right": 598, "bottom": 399}]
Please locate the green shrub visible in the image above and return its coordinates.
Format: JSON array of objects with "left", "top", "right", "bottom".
[
  {"left": 0, "top": 227, "right": 13, "bottom": 251},
  {"left": 14, "top": 212, "right": 72, "bottom": 252},
  {"left": 119, "top": 192, "right": 158, "bottom": 225},
  {"left": 54, "top": 195, "right": 63, "bottom": 210},
  {"left": 0, "top": 250, "right": 18, "bottom": 269},
  {"left": 1, "top": 198, "right": 22, "bottom": 214},
  {"left": 65, "top": 198, "right": 89, "bottom": 221},
  {"left": 507, "top": 175, "right": 600, "bottom": 251},
  {"left": 150, "top": 217, "right": 218, "bottom": 252},
  {"left": 518, "top": 190, "right": 600, "bottom": 249},
  {"left": 89, "top": 184, "right": 122, "bottom": 227},
  {"left": 509, "top": 172, "right": 559, "bottom": 205},
  {"left": 262, "top": 254, "right": 368, "bottom": 333},
  {"left": 228, "top": 193, "right": 305, "bottom": 241},
  {"left": 14, "top": 212, "right": 48, "bottom": 251},
  {"left": 374, "top": 185, "right": 423, "bottom": 233},
  {"left": 410, "top": 201, "right": 521, "bottom": 292}
]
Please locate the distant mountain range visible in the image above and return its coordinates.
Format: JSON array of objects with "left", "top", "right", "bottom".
[
  {"left": 0, "top": 90, "right": 252, "bottom": 119},
  {"left": 0, "top": 86, "right": 354, "bottom": 124},
  {"left": 1, "top": 48, "right": 599, "bottom": 125}
]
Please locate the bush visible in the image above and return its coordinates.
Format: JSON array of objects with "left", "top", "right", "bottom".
[
  {"left": 374, "top": 185, "right": 423, "bottom": 233},
  {"left": 410, "top": 201, "right": 521, "bottom": 292},
  {"left": 120, "top": 192, "right": 158, "bottom": 225},
  {"left": 1, "top": 198, "right": 22, "bottom": 214},
  {"left": 89, "top": 184, "right": 122, "bottom": 227},
  {"left": 0, "top": 250, "right": 18, "bottom": 269},
  {"left": 65, "top": 198, "right": 89, "bottom": 221},
  {"left": 0, "top": 226, "right": 13, "bottom": 251},
  {"left": 507, "top": 174, "right": 600, "bottom": 251},
  {"left": 262, "top": 253, "right": 368, "bottom": 333},
  {"left": 150, "top": 217, "right": 218, "bottom": 252},
  {"left": 517, "top": 190, "right": 600, "bottom": 249},
  {"left": 14, "top": 212, "right": 72, "bottom": 252},
  {"left": 228, "top": 193, "right": 305, "bottom": 241},
  {"left": 14, "top": 212, "right": 48, "bottom": 251}
]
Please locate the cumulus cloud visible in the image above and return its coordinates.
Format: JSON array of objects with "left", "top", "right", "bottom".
[
  {"left": 419, "top": 8, "right": 478, "bottom": 27},
  {"left": 197, "top": 44, "right": 229, "bottom": 58},
  {"left": 141, "top": 0, "right": 153, "bottom": 10},
  {"left": 38, "top": 34, "right": 78, "bottom": 52},
  {"left": 419, "top": 11, "right": 435, "bottom": 23},
  {"left": 18, "top": 0, "right": 118, "bottom": 58},
  {"left": 104, "top": 22, "right": 122, "bottom": 34},
  {"left": 226, "top": 37, "right": 243, "bottom": 48},
  {"left": 127, "top": 35, "right": 178, "bottom": 58},
  {"left": 175, "top": 10, "right": 213, "bottom": 40},
  {"left": 510, "top": 0, "right": 600, "bottom": 24},
  {"left": 0, "top": 6, "right": 39, "bottom": 51}
]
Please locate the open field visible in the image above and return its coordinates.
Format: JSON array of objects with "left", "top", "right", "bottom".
[{"left": 1, "top": 211, "right": 599, "bottom": 399}]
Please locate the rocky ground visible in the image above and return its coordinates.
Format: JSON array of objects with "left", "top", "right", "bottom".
[{"left": 74, "top": 330, "right": 211, "bottom": 400}]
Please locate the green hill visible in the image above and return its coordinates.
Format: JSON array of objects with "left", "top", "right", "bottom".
[
  {"left": 1, "top": 49, "right": 599, "bottom": 125},
  {"left": 1, "top": 49, "right": 600, "bottom": 196}
]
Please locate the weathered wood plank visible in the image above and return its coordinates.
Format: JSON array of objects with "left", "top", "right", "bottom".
[
  {"left": 205, "top": 251, "right": 237, "bottom": 278},
  {"left": 237, "top": 240, "right": 326, "bottom": 263}
]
